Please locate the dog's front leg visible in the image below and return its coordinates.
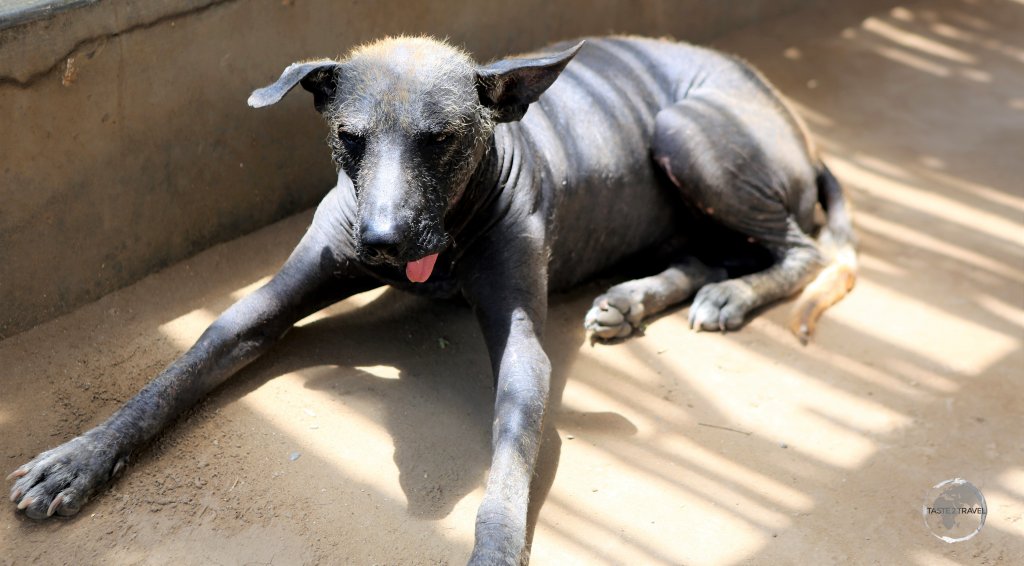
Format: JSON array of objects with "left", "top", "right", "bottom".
[
  {"left": 9, "top": 183, "right": 378, "bottom": 520},
  {"left": 460, "top": 221, "right": 551, "bottom": 566}
]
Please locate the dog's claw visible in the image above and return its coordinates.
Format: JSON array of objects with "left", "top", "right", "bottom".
[
  {"left": 692, "top": 314, "right": 705, "bottom": 332},
  {"left": 6, "top": 468, "right": 27, "bottom": 481},
  {"left": 17, "top": 496, "right": 34, "bottom": 510},
  {"left": 46, "top": 494, "right": 64, "bottom": 517},
  {"left": 10, "top": 487, "right": 23, "bottom": 502}
]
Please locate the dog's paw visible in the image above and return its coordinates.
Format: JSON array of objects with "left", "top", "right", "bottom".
[
  {"left": 8, "top": 431, "right": 125, "bottom": 520},
  {"left": 585, "top": 290, "right": 645, "bottom": 340},
  {"left": 689, "top": 279, "right": 757, "bottom": 332}
]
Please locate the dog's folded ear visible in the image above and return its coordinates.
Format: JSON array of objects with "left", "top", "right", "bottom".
[
  {"left": 476, "top": 41, "right": 584, "bottom": 123},
  {"left": 248, "top": 60, "right": 342, "bottom": 112}
]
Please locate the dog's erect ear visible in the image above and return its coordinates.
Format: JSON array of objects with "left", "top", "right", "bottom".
[
  {"left": 248, "top": 60, "right": 341, "bottom": 112},
  {"left": 475, "top": 41, "right": 584, "bottom": 123}
]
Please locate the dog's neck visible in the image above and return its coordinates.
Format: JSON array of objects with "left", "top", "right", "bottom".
[{"left": 445, "top": 124, "right": 542, "bottom": 246}]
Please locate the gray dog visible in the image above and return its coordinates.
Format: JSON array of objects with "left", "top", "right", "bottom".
[{"left": 9, "top": 36, "right": 856, "bottom": 564}]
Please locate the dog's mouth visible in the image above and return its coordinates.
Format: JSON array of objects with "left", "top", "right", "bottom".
[
  {"left": 405, "top": 253, "right": 440, "bottom": 283},
  {"left": 356, "top": 233, "right": 448, "bottom": 283}
]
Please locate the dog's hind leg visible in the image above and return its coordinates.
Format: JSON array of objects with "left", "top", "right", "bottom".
[
  {"left": 651, "top": 93, "right": 829, "bottom": 333},
  {"left": 9, "top": 180, "right": 379, "bottom": 520},
  {"left": 687, "top": 220, "right": 823, "bottom": 332},
  {"left": 584, "top": 257, "right": 726, "bottom": 339}
]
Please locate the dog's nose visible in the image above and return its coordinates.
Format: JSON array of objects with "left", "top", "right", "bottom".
[{"left": 359, "top": 220, "right": 406, "bottom": 260}]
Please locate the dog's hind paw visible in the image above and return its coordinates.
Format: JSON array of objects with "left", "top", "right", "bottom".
[
  {"left": 688, "top": 279, "right": 757, "bottom": 332},
  {"left": 585, "top": 291, "right": 645, "bottom": 341},
  {"left": 9, "top": 431, "right": 125, "bottom": 520}
]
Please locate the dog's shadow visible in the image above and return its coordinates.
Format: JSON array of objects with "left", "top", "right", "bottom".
[{"left": 206, "top": 285, "right": 612, "bottom": 537}]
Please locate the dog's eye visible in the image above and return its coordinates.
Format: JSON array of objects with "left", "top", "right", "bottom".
[
  {"left": 420, "top": 131, "right": 450, "bottom": 146},
  {"left": 338, "top": 129, "right": 365, "bottom": 156}
]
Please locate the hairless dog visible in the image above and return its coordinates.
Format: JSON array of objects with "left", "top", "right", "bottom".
[{"left": 10, "top": 36, "right": 855, "bottom": 565}]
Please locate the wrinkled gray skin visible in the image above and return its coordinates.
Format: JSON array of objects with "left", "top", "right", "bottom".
[{"left": 10, "top": 36, "right": 852, "bottom": 565}]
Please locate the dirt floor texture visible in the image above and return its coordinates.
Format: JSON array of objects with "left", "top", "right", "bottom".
[{"left": 2, "top": 0, "right": 1023, "bottom": 564}]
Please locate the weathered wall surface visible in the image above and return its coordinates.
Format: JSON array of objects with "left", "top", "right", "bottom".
[{"left": 0, "top": 0, "right": 817, "bottom": 337}]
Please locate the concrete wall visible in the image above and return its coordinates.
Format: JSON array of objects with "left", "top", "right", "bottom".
[{"left": 0, "top": 0, "right": 817, "bottom": 338}]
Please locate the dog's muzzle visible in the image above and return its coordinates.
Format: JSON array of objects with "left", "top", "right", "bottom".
[{"left": 358, "top": 220, "right": 441, "bottom": 283}]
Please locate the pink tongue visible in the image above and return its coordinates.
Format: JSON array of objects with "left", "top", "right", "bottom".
[{"left": 405, "top": 253, "right": 439, "bottom": 283}]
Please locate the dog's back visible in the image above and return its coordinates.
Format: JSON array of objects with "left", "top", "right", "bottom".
[{"left": 513, "top": 36, "right": 815, "bottom": 290}]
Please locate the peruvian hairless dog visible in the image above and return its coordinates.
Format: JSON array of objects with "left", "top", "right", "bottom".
[{"left": 10, "top": 36, "right": 856, "bottom": 564}]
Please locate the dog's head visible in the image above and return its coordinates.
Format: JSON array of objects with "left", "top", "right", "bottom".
[{"left": 249, "top": 36, "right": 581, "bottom": 282}]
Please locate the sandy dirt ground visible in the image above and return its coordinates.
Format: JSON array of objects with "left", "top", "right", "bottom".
[{"left": 2, "top": 0, "right": 1023, "bottom": 564}]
